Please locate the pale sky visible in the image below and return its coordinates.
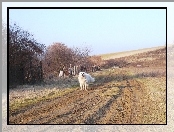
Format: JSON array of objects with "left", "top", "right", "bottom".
[{"left": 3, "top": 2, "right": 173, "bottom": 55}]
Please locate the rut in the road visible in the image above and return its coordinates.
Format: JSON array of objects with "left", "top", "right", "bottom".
[
  {"left": 9, "top": 89, "right": 86, "bottom": 124},
  {"left": 9, "top": 86, "right": 109, "bottom": 124},
  {"left": 84, "top": 79, "right": 144, "bottom": 124}
]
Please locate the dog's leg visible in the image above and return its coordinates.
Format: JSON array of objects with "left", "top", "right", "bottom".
[
  {"left": 81, "top": 84, "right": 83, "bottom": 90},
  {"left": 83, "top": 83, "right": 85, "bottom": 90},
  {"left": 80, "top": 84, "right": 82, "bottom": 90},
  {"left": 84, "top": 84, "right": 86, "bottom": 90},
  {"left": 86, "top": 84, "right": 88, "bottom": 91}
]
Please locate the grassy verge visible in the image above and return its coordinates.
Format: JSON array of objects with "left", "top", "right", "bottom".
[{"left": 9, "top": 87, "right": 77, "bottom": 112}]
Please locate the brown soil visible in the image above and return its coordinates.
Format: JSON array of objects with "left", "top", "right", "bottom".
[{"left": 9, "top": 75, "right": 166, "bottom": 124}]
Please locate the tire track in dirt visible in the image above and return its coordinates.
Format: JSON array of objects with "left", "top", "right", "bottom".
[
  {"left": 40, "top": 88, "right": 110, "bottom": 124},
  {"left": 41, "top": 92, "right": 100, "bottom": 124},
  {"left": 9, "top": 89, "right": 77, "bottom": 116},
  {"left": 83, "top": 87, "right": 122, "bottom": 124},
  {"left": 9, "top": 89, "right": 92, "bottom": 124},
  {"left": 126, "top": 79, "right": 144, "bottom": 123},
  {"left": 117, "top": 79, "right": 144, "bottom": 124},
  {"left": 9, "top": 87, "right": 109, "bottom": 124},
  {"left": 94, "top": 79, "right": 145, "bottom": 124}
]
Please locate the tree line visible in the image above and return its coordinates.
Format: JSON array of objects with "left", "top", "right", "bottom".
[{"left": 8, "top": 23, "right": 103, "bottom": 87}]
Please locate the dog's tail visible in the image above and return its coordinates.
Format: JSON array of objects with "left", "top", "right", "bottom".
[{"left": 91, "top": 77, "right": 95, "bottom": 82}]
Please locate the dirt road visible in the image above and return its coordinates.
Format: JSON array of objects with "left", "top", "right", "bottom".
[{"left": 9, "top": 72, "right": 165, "bottom": 124}]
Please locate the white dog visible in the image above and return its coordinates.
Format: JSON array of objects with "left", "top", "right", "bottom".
[{"left": 78, "top": 72, "right": 95, "bottom": 90}]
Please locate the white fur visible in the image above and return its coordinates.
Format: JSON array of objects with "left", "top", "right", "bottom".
[
  {"left": 78, "top": 72, "right": 95, "bottom": 90},
  {"left": 59, "top": 70, "right": 64, "bottom": 77}
]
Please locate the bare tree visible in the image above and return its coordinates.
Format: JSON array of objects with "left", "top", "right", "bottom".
[
  {"left": 9, "top": 23, "right": 45, "bottom": 86},
  {"left": 42, "top": 43, "right": 93, "bottom": 79}
]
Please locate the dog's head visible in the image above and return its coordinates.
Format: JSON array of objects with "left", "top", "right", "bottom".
[{"left": 79, "top": 72, "right": 85, "bottom": 77}]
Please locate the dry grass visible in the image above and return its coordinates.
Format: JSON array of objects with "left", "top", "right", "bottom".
[
  {"left": 100, "top": 46, "right": 165, "bottom": 60},
  {"left": 9, "top": 85, "right": 78, "bottom": 112},
  {"left": 137, "top": 77, "right": 166, "bottom": 124}
]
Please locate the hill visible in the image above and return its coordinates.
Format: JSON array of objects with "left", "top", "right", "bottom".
[{"left": 99, "top": 46, "right": 165, "bottom": 60}]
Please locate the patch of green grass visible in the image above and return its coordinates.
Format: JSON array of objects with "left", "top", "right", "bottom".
[
  {"left": 71, "top": 84, "right": 79, "bottom": 88},
  {"left": 9, "top": 88, "right": 77, "bottom": 112}
]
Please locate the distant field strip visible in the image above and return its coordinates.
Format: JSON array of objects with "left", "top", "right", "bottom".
[{"left": 100, "top": 46, "right": 165, "bottom": 60}]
